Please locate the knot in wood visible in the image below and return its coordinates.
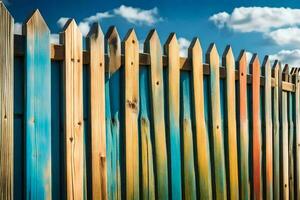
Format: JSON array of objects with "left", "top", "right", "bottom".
[{"left": 126, "top": 99, "right": 138, "bottom": 112}]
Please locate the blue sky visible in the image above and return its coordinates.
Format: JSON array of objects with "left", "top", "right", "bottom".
[{"left": 4, "top": 0, "right": 300, "bottom": 66}]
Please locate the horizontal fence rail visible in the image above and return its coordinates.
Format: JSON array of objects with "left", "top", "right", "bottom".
[{"left": 0, "top": 2, "right": 300, "bottom": 200}]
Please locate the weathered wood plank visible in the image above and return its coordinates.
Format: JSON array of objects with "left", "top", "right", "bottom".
[
  {"left": 105, "top": 26, "right": 122, "bottom": 200},
  {"left": 123, "top": 29, "right": 140, "bottom": 200},
  {"left": 139, "top": 67, "right": 155, "bottom": 200},
  {"left": 287, "top": 65, "right": 295, "bottom": 200},
  {"left": 180, "top": 70, "right": 197, "bottom": 199},
  {"left": 250, "top": 54, "right": 262, "bottom": 200},
  {"left": 237, "top": 51, "right": 250, "bottom": 199},
  {"left": 164, "top": 33, "right": 181, "bottom": 200},
  {"left": 24, "top": 10, "right": 52, "bottom": 200},
  {"left": 60, "top": 19, "right": 84, "bottom": 200},
  {"left": 282, "top": 86, "right": 289, "bottom": 200},
  {"left": 0, "top": 2, "right": 14, "bottom": 200},
  {"left": 87, "top": 23, "right": 107, "bottom": 199},
  {"left": 295, "top": 68, "right": 300, "bottom": 199},
  {"left": 144, "top": 30, "right": 169, "bottom": 199},
  {"left": 206, "top": 43, "right": 227, "bottom": 199},
  {"left": 262, "top": 56, "right": 273, "bottom": 199},
  {"left": 222, "top": 46, "right": 239, "bottom": 200},
  {"left": 189, "top": 38, "right": 212, "bottom": 199},
  {"left": 273, "top": 61, "right": 280, "bottom": 200}
]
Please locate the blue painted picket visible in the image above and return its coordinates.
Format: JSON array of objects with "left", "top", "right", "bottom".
[{"left": 24, "top": 10, "right": 52, "bottom": 199}]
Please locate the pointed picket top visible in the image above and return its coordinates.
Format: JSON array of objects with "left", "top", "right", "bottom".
[
  {"left": 249, "top": 53, "right": 260, "bottom": 74},
  {"left": 188, "top": 37, "right": 203, "bottom": 63},
  {"left": 87, "top": 22, "right": 103, "bottom": 40},
  {"left": 105, "top": 26, "right": 121, "bottom": 74},
  {"left": 144, "top": 29, "right": 162, "bottom": 53},
  {"left": 24, "top": 9, "right": 49, "bottom": 35},
  {"left": 123, "top": 28, "right": 138, "bottom": 45},
  {"left": 164, "top": 33, "right": 179, "bottom": 55},
  {"left": 0, "top": 1, "right": 13, "bottom": 18},
  {"left": 206, "top": 43, "right": 219, "bottom": 68},
  {"left": 282, "top": 64, "right": 289, "bottom": 81},
  {"left": 222, "top": 45, "right": 234, "bottom": 69},
  {"left": 262, "top": 56, "right": 271, "bottom": 76},
  {"left": 237, "top": 50, "right": 247, "bottom": 68},
  {"left": 273, "top": 60, "right": 280, "bottom": 76}
]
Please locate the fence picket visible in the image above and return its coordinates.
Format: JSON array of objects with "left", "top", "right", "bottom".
[
  {"left": 87, "top": 23, "right": 107, "bottom": 199},
  {"left": 189, "top": 38, "right": 212, "bottom": 199},
  {"left": 206, "top": 43, "right": 227, "bottom": 199},
  {"left": 60, "top": 19, "right": 84, "bottom": 199},
  {"left": 0, "top": 2, "right": 14, "bottom": 199},
  {"left": 123, "top": 29, "right": 140, "bottom": 200},
  {"left": 262, "top": 56, "right": 273, "bottom": 199},
  {"left": 24, "top": 10, "right": 52, "bottom": 199},
  {"left": 287, "top": 65, "right": 295, "bottom": 200},
  {"left": 250, "top": 54, "right": 262, "bottom": 200},
  {"left": 144, "top": 30, "right": 169, "bottom": 199},
  {"left": 281, "top": 67, "right": 289, "bottom": 199},
  {"left": 105, "top": 26, "right": 122, "bottom": 200},
  {"left": 273, "top": 61, "right": 280, "bottom": 200},
  {"left": 237, "top": 51, "right": 250, "bottom": 199},
  {"left": 295, "top": 68, "right": 300, "bottom": 199},
  {"left": 180, "top": 59, "right": 197, "bottom": 199},
  {"left": 222, "top": 45, "right": 239, "bottom": 200}
]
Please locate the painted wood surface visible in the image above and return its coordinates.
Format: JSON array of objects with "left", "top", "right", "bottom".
[
  {"left": 144, "top": 30, "right": 169, "bottom": 199},
  {"left": 250, "top": 54, "right": 262, "bottom": 200},
  {"left": 139, "top": 67, "right": 155, "bottom": 199},
  {"left": 123, "top": 29, "right": 140, "bottom": 200},
  {"left": 60, "top": 19, "right": 84, "bottom": 200},
  {"left": 105, "top": 26, "right": 122, "bottom": 200},
  {"left": 189, "top": 38, "right": 212, "bottom": 199},
  {"left": 237, "top": 51, "right": 250, "bottom": 200},
  {"left": 222, "top": 46, "right": 239, "bottom": 200},
  {"left": 24, "top": 10, "right": 52, "bottom": 200},
  {"left": 295, "top": 68, "right": 300, "bottom": 199},
  {"left": 273, "top": 61, "right": 280, "bottom": 200},
  {"left": 262, "top": 56, "right": 273, "bottom": 199},
  {"left": 180, "top": 70, "right": 197, "bottom": 199},
  {"left": 0, "top": 3, "right": 14, "bottom": 200},
  {"left": 87, "top": 23, "right": 107, "bottom": 199},
  {"left": 287, "top": 65, "right": 295, "bottom": 200},
  {"left": 206, "top": 43, "right": 227, "bottom": 199}
]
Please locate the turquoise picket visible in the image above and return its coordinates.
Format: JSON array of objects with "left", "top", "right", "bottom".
[{"left": 24, "top": 10, "right": 52, "bottom": 199}]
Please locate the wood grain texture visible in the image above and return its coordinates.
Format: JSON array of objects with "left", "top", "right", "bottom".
[
  {"left": 250, "top": 54, "right": 262, "bottom": 200},
  {"left": 144, "top": 30, "right": 169, "bottom": 199},
  {"left": 295, "top": 68, "right": 300, "bottom": 199},
  {"left": 60, "top": 19, "right": 84, "bottom": 200},
  {"left": 287, "top": 65, "right": 295, "bottom": 200},
  {"left": 189, "top": 38, "right": 212, "bottom": 199},
  {"left": 180, "top": 71, "right": 197, "bottom": 199},
  {"left": 237, "top": 51, "right": 250, "bottom": 200},
  {"left": 0, "top": 2, "right": 14, "bottom": 200},
  {"left": 164, "top": 33, "right": 181, "bottom": 200},
  {"left": 282, "top": 88, "right": 289, "bottom": 200},
  {"left": 273, "top": 61, "right": 280, "bottom": 200},
  {"left": 123, "top": 29, "right": 140, "bottom": 200},
  {"left": 206, "top": 43, "right": 227, "bottom": 199},
  {"left": 222, "top": 46, "right": 239, "bottom": 200},
  {"left": 24, "top": 10, "right": 52, "bottom": 200},
  {"left": 105, "top": 26, "right": 122, "bottom": 200},
  {"left": 139, "top": 67, "right": 155, "bottom": 200},
  {"left": 262, "top": 56, "right": 273, "bottom": 199},
  {"left": 87, "top": 23, "right": 107, "bottom": 199}
]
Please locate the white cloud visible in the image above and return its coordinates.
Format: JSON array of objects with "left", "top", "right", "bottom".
[
  {"left": 14, "top": 22, "right": 22, "bottom": 35},
  {"left": 78, "top": 22, "right": 90, "bottom": 37},
  {"left": 265, "top": 27, "right": 300, "bottom": 46},
  {"left": 50, "top": 34, "right": 59, "bottom": 44},
  {"left": 209, "top": 7, "right": 300, "bottom": 33},
  {"left": 57, "top": 17, "right": 69, "bottom": 28},
  {"left": 83, "top": 11, "right": 113, "bottom": 23},
  {"left": 245, "top": 51, "right": 253, "bottom": 66},
  {"left": 269, "top": 49, "right": 300, "bottom": 66},
  {"left": 113, "top": 5, "right": 162, "bottom": 25},
  {"left": 178, "top": 37, "right": 190, "bottom": 57}
]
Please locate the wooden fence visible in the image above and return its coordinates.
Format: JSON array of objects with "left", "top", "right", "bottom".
[{"left": 0, "top": 2, "right": 299, "bottom": 199}]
